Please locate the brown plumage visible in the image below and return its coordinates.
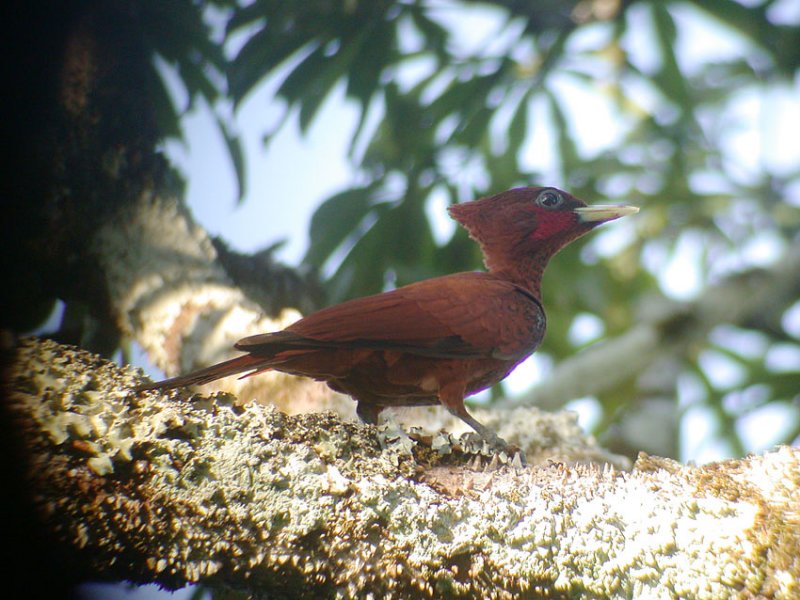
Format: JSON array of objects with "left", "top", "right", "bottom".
[{"left": 136, "top": 187, "right": 638, "bottom": 448}]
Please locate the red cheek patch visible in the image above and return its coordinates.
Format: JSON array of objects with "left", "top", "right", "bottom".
[{"left": 531, "top": 210, "right": 578, "bottom": 240}]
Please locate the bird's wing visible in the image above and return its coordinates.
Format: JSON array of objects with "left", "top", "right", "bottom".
[{"left": 235, "top": 273, "right": 545, "bottom": 360}]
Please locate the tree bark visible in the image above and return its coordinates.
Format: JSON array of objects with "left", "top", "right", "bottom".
[{"left": 6, "top": 336, "right": 799, "bottom": 599}]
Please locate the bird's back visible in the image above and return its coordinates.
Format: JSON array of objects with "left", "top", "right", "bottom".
[{"left": 235, "top": 271, "right": 546, "bottom": 407}]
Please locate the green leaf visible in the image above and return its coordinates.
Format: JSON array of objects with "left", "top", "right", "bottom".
[
  {"left": 148, "top": 63, "right": 182, "bottom": 140},
  {"left": 545, "top": 88, "right": 579, "bottom": 176},
  {"left": 229, "top": 25, "right": 312, "bottom": 104},
  {"left": 225, "top": 1, "right": 269, "bottom": 34},
  {"left": 278, "top": 29, "right": 370, "bottom": 133},
  {"left": 408, "top": 5, "right": 448, "bottom": 58},
  {"left": 214, "top": 116, "right": 246, "bottom": 203},
  {"left": 650, "top": 4, "right": 692, "bottom": 110},
  {"left": 345, "top": 18, "right": 395, "bottom": 109},
  {"left": 506, "top": 93, "right": 530, "bottom": 161},
  {"left": 325, "top": 187, "right": 439, "bottom": 300},
  {"left": 327, "top": 202, "right": 393, "bottom": 300},
  {"left": 304, "top": 186, "right": 378, "bottom": 269},
  {"left": 454, "top": 105, "right": 494, "bottom": 147}
]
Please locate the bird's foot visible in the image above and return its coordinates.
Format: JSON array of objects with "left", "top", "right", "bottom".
[
  {"left": 458, "top": 431, "right": 527, "bottom": 468},
  {"left": 443, "top": 406, "right": 527, "bottom": 467}
]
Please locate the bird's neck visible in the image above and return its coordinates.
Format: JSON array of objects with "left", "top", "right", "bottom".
[{"left": 488, "top": 254, "right": 548, "bottom": 301}]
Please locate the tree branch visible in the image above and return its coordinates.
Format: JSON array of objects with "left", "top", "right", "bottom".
[
  {"left": 507, "top": 242, "right": 800, "bottom": 412},
  {"left": 7, "top": 337, "right": 799, "bottom": 598}
]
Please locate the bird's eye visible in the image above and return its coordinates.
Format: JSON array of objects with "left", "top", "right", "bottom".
[{"left": 536, "top": 189, "right": 563, "bottom": 209}]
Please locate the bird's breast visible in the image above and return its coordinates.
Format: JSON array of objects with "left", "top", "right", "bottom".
[{"left": 488, "top": 289, "right": 546, "bottom": 359}]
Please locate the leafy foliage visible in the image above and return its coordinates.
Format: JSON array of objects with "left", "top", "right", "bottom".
[{"left": 139, "top": 0, "right": 247, "bottom": 199}]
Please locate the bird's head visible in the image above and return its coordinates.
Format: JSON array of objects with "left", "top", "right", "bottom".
[{"left": 448, "top": 186, "right": 638, "bottom": 291}]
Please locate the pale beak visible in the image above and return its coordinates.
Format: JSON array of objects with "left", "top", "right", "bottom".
[{"left": 574, "top": 204, "right": 639, "bottom": 224}]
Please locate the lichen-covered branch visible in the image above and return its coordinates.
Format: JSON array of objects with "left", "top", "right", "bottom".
[{"left": 7, "top": 337, "right": 800, "bottom": 598}]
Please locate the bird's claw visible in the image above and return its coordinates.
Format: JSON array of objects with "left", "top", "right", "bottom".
[{"left": 458, "top": 432, "right": 527, "bottom": 468}]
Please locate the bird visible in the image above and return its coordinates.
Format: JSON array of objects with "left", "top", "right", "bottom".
[{"left": 136, "top": 187, "right": 638, "bottom": 451}]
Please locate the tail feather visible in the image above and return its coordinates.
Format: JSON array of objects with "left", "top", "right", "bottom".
[{"left": 134, "top": 354, "right": 269, "bottom": 392}]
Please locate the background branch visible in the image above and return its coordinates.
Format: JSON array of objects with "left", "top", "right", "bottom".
[{"left": 509, "top": 241, "right": 800, "bottom": 412}]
